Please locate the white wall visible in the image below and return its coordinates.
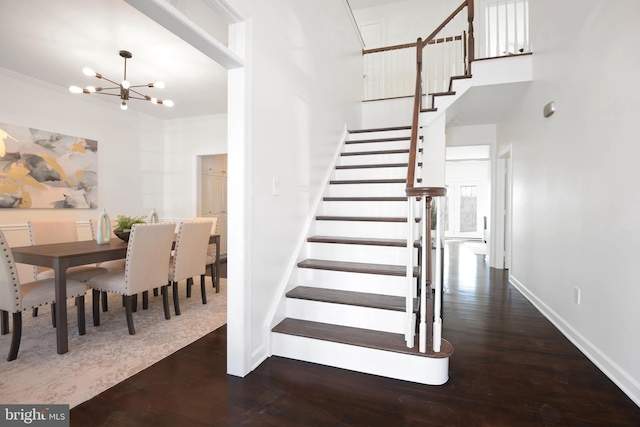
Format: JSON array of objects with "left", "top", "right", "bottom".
[
  {"left": 229, "top": 0, "right": 362, "bottom": 374},
  {"left": 497, "top": 0, "right": 640, "bottom": 405},
  {"left": 163, "top": 114, "right": 228, "bottom": 220},
  {"left": 0, "top": 70, "right": 165, "bottom": 227}
]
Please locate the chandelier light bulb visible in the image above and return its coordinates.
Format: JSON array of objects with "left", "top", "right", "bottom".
[
  {"left": 150, "top": 97, "right": 158, "bottom": 104},
  {"left": 163, "top": 100, "right": 174, "bottom": 107},
  {"left": 83, "top": 67, "right": 96, "bottom": 77},
  {"left": 86, "top": 86, "right": 96, "bottom": 93},
  {"left": 121, "top": 80, "right": 131, "bottom": 89},
  {"left": 120, "top": 101, "right": 128, "bottom": 111},
  {"left": 69, "top": 86, "right": 83, "bottom": 94},
  {"left": 152, "top": 81, "right": 165, "bottom": 89}
]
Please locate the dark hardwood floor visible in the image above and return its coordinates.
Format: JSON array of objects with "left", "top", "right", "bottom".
[{"left": 71, "top": 241, "right": 640, "bottom": 426}]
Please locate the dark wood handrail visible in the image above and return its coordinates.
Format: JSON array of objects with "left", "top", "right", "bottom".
[
  {"left": 405, "top": 37, "right": 423, "bottom": 192},
  {"left": 406, "top": 0, "right": 470, "bottom": 199},
  {"left": 363, "top": 41, "right": 417, "bottom": 55},
  {"left": 420, "top": 0, "right": 468, "bottom": 48}
]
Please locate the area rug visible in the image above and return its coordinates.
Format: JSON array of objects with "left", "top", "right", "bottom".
[
  {"left": 464, "top": 241, "right": 487, "bottom": 255},
  {"left": 0, "top": 278, "right": 227, "bottom": 408}
]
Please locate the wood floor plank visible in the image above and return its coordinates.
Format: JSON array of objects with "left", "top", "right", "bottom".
[{"left": 71, "top": 241, "right": 640, "bottom": 426}]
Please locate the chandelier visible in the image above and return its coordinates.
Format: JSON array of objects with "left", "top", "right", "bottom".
[{"left": 69, "top": 50, "right": 173, "bottom": 111}]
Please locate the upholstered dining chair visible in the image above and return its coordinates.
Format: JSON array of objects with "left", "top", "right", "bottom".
[
  {"left": 27, "top": 220, "right": 107, "bottom": 318},
  {"left": 89, "top": 218, "right": 125, "bottom": 273},
  {"left": 89, "top": 218, "right": 126, "bottom": 313},
  {"left": 169, "top": 220, "right": 213, "bottom": 316},
  {"left": 0, "top": 229, "right": 87, "bottom": 361},
  {"left": 28, "top": 220, "right": 108, "bottom": 281},
  {"left": 193, "top": 217, "right": 220, "bottom": 293},
  {"left": 87, "top": 222, "right": 175, "bottom": 334}
]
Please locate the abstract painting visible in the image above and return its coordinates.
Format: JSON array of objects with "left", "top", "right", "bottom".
[{"left": 0, "top": 122, "right": 97, "bottom": 208}]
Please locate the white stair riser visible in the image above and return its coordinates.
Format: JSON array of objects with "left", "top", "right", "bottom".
[
  {"left": 320, "top": 200, "right": 408, "bottom": 217},
  {"left": 348, "top": 130, "right": 411, "bottom": 140},
  {"left": 339, "top": 153, "right": 408, "bottom": 166},
  {"left": 285, "top": 299, "right": 408, "bottom": 334},
  {"left": 296, "top": 268, "right": 410, "bottom": 297},
  {"left": 271, "top": 334, "right": 449, "bottom": 385},
  {"left": 308, "top": 242, "right": 416, "bottom": 265},
  {"left": 343, "top": 140, "right": 410, "bottom": 153},
  {"left": 327, "top": 183, "right": 405, "bottom": 197},
  {"left": 333, "top": 167, "right": 407, "bottom": 181},
  {"left": 314, "top": 220, "right": 412, "bottom": 239}
]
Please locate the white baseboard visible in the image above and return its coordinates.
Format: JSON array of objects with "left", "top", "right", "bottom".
[{"left": 509, "top": 275, "right": 640, "bottom": 407}]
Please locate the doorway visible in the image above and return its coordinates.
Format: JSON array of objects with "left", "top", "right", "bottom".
[
  {"left": 199, "top": 154, "right": 228, "bottom": 256},
  {"left": 445, "top": 145, "right": 491, "bottom": 241},
  {"left": 494, "top": 148, "right": 512, "bottom": 269},
  {"left": 445, "top": 179, "right": 487, "bottom": 239}
]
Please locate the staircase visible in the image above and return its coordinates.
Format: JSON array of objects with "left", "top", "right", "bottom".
[{"left": 271, "top": 126, "right": 453, "bottom": 385}]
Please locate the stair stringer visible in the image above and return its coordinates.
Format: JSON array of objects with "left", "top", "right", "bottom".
[
  {"left": 421, "top": 76, "right": 473, "bottom": 128},
  {"left": 258, "top": 125, "right": 350, "bottom": 369}
]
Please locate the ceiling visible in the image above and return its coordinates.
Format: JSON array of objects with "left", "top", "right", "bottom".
[{"left": 0, "top": 0, "right": 229, "bottom": 121}]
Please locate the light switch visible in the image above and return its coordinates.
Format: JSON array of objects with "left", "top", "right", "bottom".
[{"left": 272, "top": 178, "right": 280, "bottom": 196}]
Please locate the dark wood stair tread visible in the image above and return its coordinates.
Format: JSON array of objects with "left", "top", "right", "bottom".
[
  {"left": 341, "top": 148, "right": 413, "bottom": 156},
  {"left": 286, "top": 286, "right": 417, "bottom": 313},
  {"left": 348, "top": 126, "right": 411, "bottom": 134},
  {"left": 430, "top": 91, "right": 456, "bottom": 97},
  {"left": 298, "top": 259, "right": 419, "bottom": 277},
  {"left": 345, "top": 136, "right": 410, "bottom": 144},
  {"left": 308, "top": 235, "right": 419, "bottom": 248},
  {"left": 335, "top": 163, "right": 421, "bottom": 170},
  {"left": 316, "top": 215, "right": 421, "bottom": 223},
  {"left": 330, "top": 179, "right": 405, "bottom": 185},
  {"left": 273, "top": 318, "right": 452, "bottom": 358},
  {"left": 323, "top": 196, "right": 407, "bottom": 202}
]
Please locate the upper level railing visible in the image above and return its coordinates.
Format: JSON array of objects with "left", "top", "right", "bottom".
[{"left": 362, "top": 0, "right": 530, "bottom": 101}]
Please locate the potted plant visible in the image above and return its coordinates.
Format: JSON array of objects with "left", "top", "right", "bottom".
[{"left": 113, "top": 214, "right": 147, "bottom": 242}]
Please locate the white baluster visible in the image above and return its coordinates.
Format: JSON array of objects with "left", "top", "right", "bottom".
[
  {"left": 406, "top": 197, "right": 415, "bottom": 348},
  {"left": 433, "top": 196, "right": 443, "bottom": 352},
  {"left": 419, "top": 197, "right": 427, "bottom": 353}
]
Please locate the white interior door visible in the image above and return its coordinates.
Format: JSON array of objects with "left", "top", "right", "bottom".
[{"left": 200, "top": 154, "right": 228, "bottom": 255}]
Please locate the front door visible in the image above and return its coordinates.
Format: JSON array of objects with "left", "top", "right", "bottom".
[{"left": 445, "top": 181, "right": 486, "bottom": 239}]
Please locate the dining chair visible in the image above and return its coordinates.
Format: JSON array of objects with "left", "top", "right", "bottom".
[
  {"left": 193, "top": 217, "right": 220, "bottom": 293},
  {"left": 89, "top": 218, "right": 125, "bottom": 272},
  {"left": 28, "top": 220, "right": 108, "bottom": 281},
  {"left": 169, "top": 220, "right": 213, "bottom": 315},
  {"left": 87, "top": 222, "right": 175, "bottom": 334},
  {"left": 27, "top": 220, "right": 107, "bottom": 318},
  {"left": 0, "top": 229, "right": 87, "bottom": 361},
  {"left": 89, "top": 218, "right": 126, "bottom": 313}
]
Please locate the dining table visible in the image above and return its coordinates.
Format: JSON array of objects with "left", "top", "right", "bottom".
[{"left": 11, "top": 234, "right": 220, "bottom": 355}]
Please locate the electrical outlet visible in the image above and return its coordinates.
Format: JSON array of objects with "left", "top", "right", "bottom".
[{"left": 573, "top": 287, "right": 581, "bottom": 305}]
